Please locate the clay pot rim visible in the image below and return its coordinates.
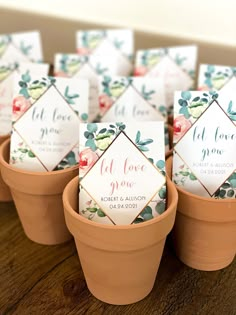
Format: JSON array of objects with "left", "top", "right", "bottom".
[
  {"left": 63, "top": 175, "right": 178, "bottom": 231},
  {"left": 176, "top": 184, "right": 236, "bottom": 204},
  {"left": 0, "top": 134, "right": 10, "bottom": 139},
  {"left": 0, "top": 138, "right": 78, "bottom": 177}
]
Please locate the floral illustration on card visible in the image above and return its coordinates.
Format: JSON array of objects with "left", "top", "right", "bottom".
[
  {"left": 0, "top": 63, "right": 49, "bottom": 136},
  {"left": 77, "top": 29, "right": 133, "bottom": 58},
  {"left": 134, "top": 49, "right": 166, "bottom": 76},
  {"left": 12, "top": 74, "right": 88, "bottom": 124},
  {"left": 198, "top": 64, "right": 236, "bottom": 91},
  {"left": 97, "top": 76, "right": 167, "bottom": 122},
  {"left": 0, "top": 36, "right": 10, "bottom": 58},
  {"left": 134, "top": 47, "right": 196, "bottom": 80},
  {"left": 0, "top": 35, "right": 33, "bottom": 58},
  {"left": 173, "top": 91, "right": 219, "bottom": 143},
  {"left": 55, "top": 54, "right": 109, "bottom": 78},
  {"left": 10, "top": 75, "right": 89, "bottom": 171},
  {"left": 0, "top": 31, "right": 42, "bottom": 63},
  {"left": 80, "top": 122, "right": 126, "bottom": 163},
  {"left": 77, "top": 30, "right": 105, "bottom": 54},
  {"left": 11, "top": 141, "right": 36, "bottom": 164},
  {"left": 0, "top": 63, "right": 17, "bottom": 82},
  {"left": 213, "top": 172, "right": 236, "bottom": 199},
  {"left": 76, "top": 30, "right": 134, "bottom": 77},
  {"left": 0, "top": 35, "right": 32, "bottom": 57},
  {"left": 12, "top": 75, "right": 56, "bottom": 122},
  {"left": 173, "top": 163, "right": 197, "bottom": 186},
  {"left": 79, "top": 122, "right": 166, "bottom": 225},
  {"left": 173, "top": 91, "right": 236, "bottom": 199},
  {"left": 134, "top": 46, "right": 197, "bottom": 114},
  {"left": 80, "top": 199, "right": 107, "bottom": 220}
]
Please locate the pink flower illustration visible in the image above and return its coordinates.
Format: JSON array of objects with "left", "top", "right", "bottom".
[
  {"left": 12, "top": 95, "right": 31, "bottom": 121},
  {"left": 197, "top": 85, "right": 209, "bottom": 91},
  {"left": 86, "top": 200, "right": 92, "bottom": 206},
  {"left": 77, "top": 47, "right": 91, "bottom": 55},
  {"left": 174, "top": 115, "right": 192, "bottom": 142},
  {"left": 54, "top": 71, "right": 68, "bottom": 78},
  {"left": 79, "top": 148, "right": 98, "bottom": 175},
  {"left": 99, "top": 94, "right": 113, "bottom": 114},
  {"left": 133, "top": 66, "right": 148, "bottom": 76}
]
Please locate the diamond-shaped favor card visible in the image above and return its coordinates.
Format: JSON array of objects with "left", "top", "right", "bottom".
[
  {"left": 10, "top": 75, "right": 89, "bottom": 172},
  {"left": 97, "top": 76, "right": 166, "bottom": 122},
  {"left": 76, "top": 29, "right": 134, "bottom": 76},
  {"left": 0, "top": 62, "right": 49, "bottom": 136},
  {"left": 173, "top": 90, "right": 236, "bottom": 199},
  {"left": 198, "top": 64, "right": 236, "bottom": 92},
  {"left": 54, "top": 54, "right": 127, "bottom": 122},
  {"left": 0, "top": 31, "right": 43, "bottom": 63},
  {"left": 135, "top": 46, "right": 197, "bottom": 114},
  {"left": 79, "top": 121, "right": 166, "bottom": 225}
]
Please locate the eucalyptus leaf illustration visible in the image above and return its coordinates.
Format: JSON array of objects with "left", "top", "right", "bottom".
[
  {"left": 95, "top": 62, "right": 108, "bottom": 75},
  {"left": 55, "top": 150, "right": 78, "bottom": 170},
  {"left": 155, "top": 201, "right": 166, "bottom": 214},
  {"left": 81, "top": 200, "right": 106, "bottom": 221},
  {"left": 174, "top": 165, "right": 197, "bottom": 186},
  {"left": 175, "top": 53, "right": 187, "bottom": 66},
  {"left": 113, "top": 38, "right": 124, "bottom": 50},
  {"left": 141, "top": 85, "right": 155, "bottom": 100},
  {"left": 11, "top": 145, "right": 36, "bottom": 163},
  {"left": 64, "top": 85, "right": 79, "bottom": 105},
  {"left": 135, "top": 130, "right": 153, "bottom": 152},
  {"left": 227, "top": 100, "right": 236, "bottom": 121},
  {"left": 20, "top": 41, "right": 32, "bottom": 56},
  {"left": 139, "top": 206, "right": 153, "bottom": 221}
]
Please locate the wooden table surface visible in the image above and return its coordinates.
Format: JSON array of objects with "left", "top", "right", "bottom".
[{"left": 0, "top": 201, "right": 235, "bottom": 315}]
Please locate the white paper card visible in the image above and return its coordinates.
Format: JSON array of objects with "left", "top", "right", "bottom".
[
  {"left": 10, "top": 76, "right": 89, "bottom": 172},
  {"left": 198, "top": 64, "right": 236, "bottom": 93},
  {"left": 0, "top": 62, "right": 49, "bottom": 135},
  {"left": 173, "top": 90, "right": 236, "bottom": 199},
  {"left": 135, "top": 46, "right": 197, "bottom": 114},
  {"left": 0, "top": 31, "right": 43, "bottom": 63},
  {"left": 54, "top": 53, "right": 126, "bottom": 122},
  {"left": 97, "top": 76, "right": 167, "bottom": 122},
  {"left": 76, "top": 29, "right": 134, "bottom": 76},
  {"left": 79, "top": 121, "right": 166, "bottom": 225}
]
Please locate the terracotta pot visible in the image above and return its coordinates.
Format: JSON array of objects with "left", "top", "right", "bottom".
[
  {"left": 0, "top": 135, "right": 12, "bottom": 201},
  {"left": 165, "top": 124, "right": 173, "bottom": 159},
  {"left": 63, "top": 176, "right": 177, "bottom": 305},
  {"left": 166, "top": 156, "right": 236, "bottom": 271},
  {"left": 0, "top": 138, "right": 77, "bottom": 245}
]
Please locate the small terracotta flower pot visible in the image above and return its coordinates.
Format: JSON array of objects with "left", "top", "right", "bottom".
[
  {"left": 166, "top": 156, "right": 236, "bottom": 271},
  {"left": 0, "top": 135, "right": 12, "bottom": 201},
  {"left": 63, "top": 176, "right": 177, "bottom": 305},
  {"left": 0, "top": 138, "right": 77, "bottom": 245}
]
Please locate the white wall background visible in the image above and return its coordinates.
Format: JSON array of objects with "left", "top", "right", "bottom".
[{"left": 0, "top": 0, "right": 235, "bottom": 47}]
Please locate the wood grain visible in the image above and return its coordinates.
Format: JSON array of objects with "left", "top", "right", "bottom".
[{"left": 0, "top": 201, "right": 235, "bottom": 315}]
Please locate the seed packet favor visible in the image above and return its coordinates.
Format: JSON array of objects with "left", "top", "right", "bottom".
[
  {"left": 0, "top": 62, "right": 49, "bottom": 136},
  {"left": 198, "top": 64, "right": 236, "bottom": 94},
  {"left": 97, "top": 76, "right": 166, "bottom": 122},
  {"left": 76, "top": 29, "right": 134, "bottom": 76},
  {"left": 79, "top": 121, "right": 166, "bottom": 225},
  {"left": 0, "top": 31, "right": 43, "bottom": 63},
  {"left": 54, "top": 53, "right": 126, "bottom": 122},
  {"left": 173, "top": 90, "right": 236, "bottom": 199},
  {"left": 135, "top": 46, "right": 197, "bottom": 114},
  {"left": 10, "top": 75, "right": 89, "bottom": 172}
]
